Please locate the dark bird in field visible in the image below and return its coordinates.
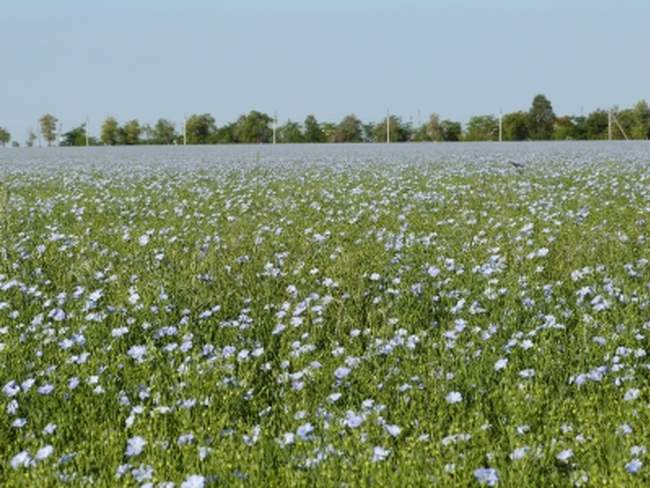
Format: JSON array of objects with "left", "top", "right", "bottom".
[{"left": 508, "top": 161, "right": 525, "bottom": 169}]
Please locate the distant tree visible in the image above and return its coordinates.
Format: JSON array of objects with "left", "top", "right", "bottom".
[
  {"left": 26, "top": 129, "right": 37, "bottom": 147},
  {"left": 502, "top": 111, "right": 529, "bottom": 141},
  {"left": 233, "top": 111, "right": 273, "bottom": 143},
  {"left": 151, "top": 119, "right": 177, "bottom": 145},
  {"left": 186, "top": 113, "right": 216, "bottom": 144},
  {"left": 334, "top": 114, "right": 363, "bottom": 142},
  {"left": 465, "top": 115, "right": 499, "bottom": 141},
  {"left": 140, "top": 124, "right": 153, "bottom": 144},
  {"left": 101, "top": 117, "right": 120, "bottom": 145},
  {"left": 61, "top": 125, "right": 87, "bottom": 146},
  {"left": 362, "top": 122, "right": 375, "bottom": 142},
  {"left": 11, "top": 141, "right": 19, "bottom": 148},
  {"left": 303, "top": 115, "right": 326, "bottom": 143},
  {"left": 212, "top": 123, "right": 237, "bottom": 143},
  {"left": 278, "top": 120, "right": 304, "bottom": 143},
  {"left": 120, "top": 119, "right": 142, "bottom": 145},
  {"left": 440, "top": 120, "right": 462, "bottom": 141},
  {"left": 586, "top": 110, "right": 609, "bottom": 140},
  {"left": 372, "top": 115, "right": 409, "bottom": 142},
  {"left": 630, "top": 100, "right": 650, "bottom": 139},
  {"left": 527, "top": 94, "right": 555, "bottom": 140},
  {"left": 569, "top": 116, "right": 588, "bottom": 140},
  {"left": 321, "top": 122, "right": 337, "bottom": 142},
  {"left": 553, "top": 116, "right": 578, "bottom": 140},
  {"left": 39, "top": 113, "right": 58, "bottom": 146},
  {"left": 426, "top": 113, "right": 443, "bottom": 141},
  {"left": 0, "top": 127, "right": 10, "bottom": 147}
]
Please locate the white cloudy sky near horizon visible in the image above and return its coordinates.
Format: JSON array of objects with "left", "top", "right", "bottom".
[{"left": 1, "top": 0, "right": 648, "bottom": 140}]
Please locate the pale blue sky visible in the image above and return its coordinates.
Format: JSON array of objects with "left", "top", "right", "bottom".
[{"left": 1, "top": 0, "right": 648, "bottom": 141}]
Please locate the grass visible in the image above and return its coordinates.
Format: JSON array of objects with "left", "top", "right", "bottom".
[{"left": 0, "top": 157, "right": 649, "bottom": 486}]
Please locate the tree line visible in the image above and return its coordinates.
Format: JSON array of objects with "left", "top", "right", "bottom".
[{"left": 1, "top": 94, "right": 649, "bottom": 147}]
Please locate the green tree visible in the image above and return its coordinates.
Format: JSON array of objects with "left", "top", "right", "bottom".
[
  {"left": 0, "top": 127, "right": 10, "bottom": 147},
  {"left": 61, "top": 125, "right": 87, "bottom": 146},
  {"left": 26, "top": 129, "right": 37, "bottom": 147},
  {"left": 233, "top": 111, "right": 273, "bottom": 143},
  {"left": 303, "top": 115, "right": 325, "bottom": 143},
  {"left": 502, "top": 111, "right": 529, "bottom": 141},
  {"left": 527, "top": 94, "right": 555, "bottom": 140},
  {"left": 372, "top": 115, "right": 409, "bottom": 142},
  {"left": 151, "top": 119, "right": 177, "bottom": 145},
  {"left": 321, "top": 122, "right": 337, "bottom": 142},
  {"left": 186, "top": 114, "right": 216, "bottom": 144},
  {"left": 630, "top": 100, "right": 650, "bottom": 139},
  {"left": 553, "top": 116, "right": 578, "bottom": 140},
  {"left": 586, "top": 110, "right": 609, "bottom": 140},
  {"left": 121, "top": 119, "right": 142, "bottom": 145},
  {"left": 278, "top": 120, "right": 304, "bottom": 143},
  {"left": 465, "top": 115, "right": 499, "bottom": 141},
  {"left": 440, "top": 120, "right": 462, "bottom": 141},
  {"left": 213, "top": 123, "right": 237, "bottom": 143},
  {"left": 101, "top": 117, "right": 120, "bottom": 145},
  {"left": 334, "top": 114, "right": 363, "bottom": 142},
  {"left": 39, "top": 113, "right": 58, "bottom": 146}
]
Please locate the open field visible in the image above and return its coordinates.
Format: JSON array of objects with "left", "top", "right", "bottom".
[{"left": 1, "top": 142, "right": 650, "bottom": 486}]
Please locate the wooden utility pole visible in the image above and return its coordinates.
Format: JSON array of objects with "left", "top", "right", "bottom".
[
  {"left": 273, "top": 112, "right": 277, "bottom": 144},
  {"left": 608, "top": 109, "right": 612, "bottom": 141},
  {"left": 498, "top": 110, "right": 503, "bottom": 142},
  {"left": 386, "top": 109, "right": 390, "bottom": 143}
]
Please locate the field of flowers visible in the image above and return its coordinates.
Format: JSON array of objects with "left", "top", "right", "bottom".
[{"left": 1, "top": 143, "right": 649, "bottom": 486}]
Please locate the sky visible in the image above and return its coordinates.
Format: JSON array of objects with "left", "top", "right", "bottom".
[{"left": 1, "top": 0, "right": 649, "bottom": 141}]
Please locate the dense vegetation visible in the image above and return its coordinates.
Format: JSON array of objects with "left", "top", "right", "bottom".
[
  {"left": 3, "top": 95, "right": 649, "bottom": 147},
  {"left": 1, "top": 145, "right": 649, "bottom": 486}
]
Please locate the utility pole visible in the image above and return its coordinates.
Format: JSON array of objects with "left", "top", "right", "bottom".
[
  {"left": 498, "top": 110, "right": 503, "bottom": 142},
  {"left": 608, "top": 109, "right": 612, "bottom": 141},
  {"left": 386, "top": 109, "right": 390, "bottom": 143},
  {"left": 273, "top": 111, "right": 277, "bottom": 144}
]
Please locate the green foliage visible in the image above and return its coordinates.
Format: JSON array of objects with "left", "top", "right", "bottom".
[
  {"left": 278, "top": 120, "right": 304, "bottom": 143},
  {"left": 101, "top": 117, "right": 120, "bottom": 145},
  {"left": 61, "top": 125, "right": 87, "bottom": 146},
  {"left": 503, "top": 111, "right": 529, "bottom": 141},
  {"left": 120, "top": 119, "right": 142, "bottom": 145},
  {"left": 465, "top": 115, "right": 499, "bottom": 141},
  {"left": 527, "top": 94, "right": 555, "bottom": 140},
  {"left": 0, "top": 127, "right": 10, "bottom": 147},
  {"left": 372, "top": 115, "right": 410, "bottom": 142},
  {"left": 586, "top": 110, "right": 609, "bottom": 140},
  {"left": 26, "top": 129, "right": 37, "bottom": 147},
  {"left": 39, "top": 113, "right": 58, "bottom": 146},
  {"left": 186, "top": 114, "right": 217, "bottom": 144},
  {"left": 151, "top": 119, "right": 177, "bottom": 145},
  {"left": 233, "top": 111, "right": 273, "bottom": 143},
  {"left": 630, "top": 100, "right": 650, "bottom": 139},
  {"left": 304, "top": 115, "right": 326, "bottom": 143},
  {"left": 439, "top": 120, "right": 462, "bottom": 141},
  {"left": 334, "top": 114, "right": 363, "bottom": 142}
]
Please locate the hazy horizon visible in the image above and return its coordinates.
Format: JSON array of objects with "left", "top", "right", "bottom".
[{"left": 1, "top": 0, "right": 649, "bottom": 141}]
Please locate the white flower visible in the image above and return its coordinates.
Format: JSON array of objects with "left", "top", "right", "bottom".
[
  {"left": 297, "top": 423, "right": 314, "bottom": 440},
  {"left": 34, "top": 445, "right": 54, "bottom": 461},
  {"left": 372, "top": 446, "right": 390, "bottom": 462},
  {"left": 334, "top": 366, "right": 351, "bottom": 380},
  {"left": 474, "top": 467, "right": 499, "bottom": 486},
  {"left": 494, "top": 358, "right": 508, "bottom": 371},
  {"left": 556, "top": 449, "right": 573, "bottom": 463},
  {"left": 138, "top": 234, "right": 150, "bottom": 246},
  {"left": 624, "top": 388, "right": 640, "bottom": 401},
  {"left": 446, "top": 391, "right": 462, "bottom": 404},
  {"left": 369, "top": 273, "right": 381, "bottom": 281},
  {"left": 509, "top": 447, "right": 529, "bottom": 460},
  {"left": 10, "top": 451, "right": 32, "bottom": 469},
  {"left": 626, "top": 458, "right": 642, "bottom": 474},
  {"left": 125, "top": 436, "right": 146, "bottom": 457},
  {"left": 384, "top": 424, "right": 401, "bottom": 437},
  {"left": 128, "top": 345, "right": 147, "bottom": 363},
  {"left": 181, "top": 474, "right": 205, "bottom": 488}
]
